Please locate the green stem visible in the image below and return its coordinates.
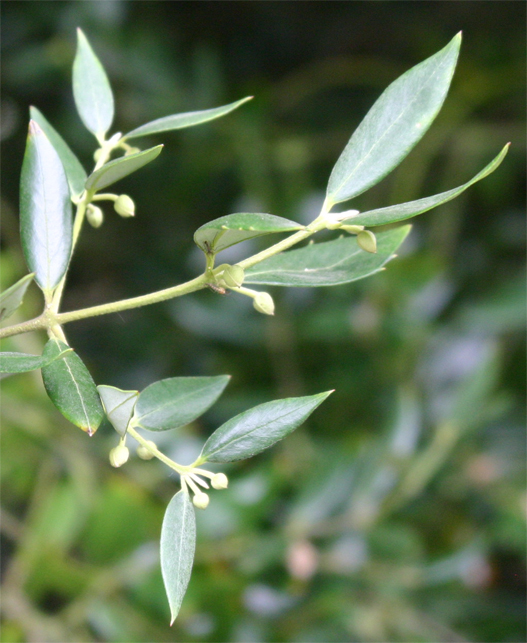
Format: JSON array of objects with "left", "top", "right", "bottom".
[{"left": 127, "top": 425, "right": 189, "bottom": 476}]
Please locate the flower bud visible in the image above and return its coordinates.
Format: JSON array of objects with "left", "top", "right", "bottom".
[
  {"left": 137, "top": 440, "right": 156, "bottom": 460},
  {"left": 357, "top": 230, "right": 377, "bottom": 254},
  {"left": 192, "top": 492, "right": 210, "bottom": 509},
  {"left": 86, "top": 204, "right": 104, "bottom": 228},
  {"left": 222, "top": 265, "right": 245, "bottom": 288},
  {"left": 324, "top": 209, "right": 360, "bottom": 230},
  {"left": 253, "top": 292, "right": 275, "bottom": 316},
  {"left": 341, "top": 224, "right": 364, "bottom": 235},
  {"left": 211, "top": 473, "right": 229, "bottom": 490},
  {"left": 109, "top": 444, "right": 130, "bottom": 468},
  {"left": 114, "top": 194, "right": 135, "bottom": 218},
  {"left": 93, "top": 148, "right": 103, "bottom": 163},
  {"left": 124, "top": 146, "right": 141, "bottom": 156}
]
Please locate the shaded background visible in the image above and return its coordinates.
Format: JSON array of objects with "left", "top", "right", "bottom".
[{"left": 1, "top": 2, "right": 525, "bottom": 642}]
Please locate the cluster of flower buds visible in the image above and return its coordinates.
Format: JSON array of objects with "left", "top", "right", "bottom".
[
  {"left": 323, "top": 209, "right": 377, "bottom": 254},
  {"left": 86, "top": 193, "right": 135, "bottom": 228},
  {"left": 181, "top": 469, "right": 229, "bottom": 510},
  {"left": 213, "top": 264, "right": 245, "bottom": 289}
]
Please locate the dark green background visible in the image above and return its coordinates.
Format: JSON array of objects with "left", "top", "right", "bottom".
[{"left": 1, "top": 2, "right": 525, "bottom": 642}]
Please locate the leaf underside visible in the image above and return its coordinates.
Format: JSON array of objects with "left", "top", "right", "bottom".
[
  {"left": 97, "top": 385, "right": 139, "bottom": 435},
  {"left": 0, "top": 273, "right": 35, "bottom": 322}
]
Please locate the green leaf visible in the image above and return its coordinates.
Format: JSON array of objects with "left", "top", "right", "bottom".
[
  {"left": 20, "top": 121, "right": 72, "bottom": 294},
  {"left": 132, "top": 375, "right": 230, "bottom": 432},
  {"left": 97, "top": 385, "right": 139, "bottom": 436},
  {"left": 124, "top": 96, "right": 253, "bottom": 140},
  {"left": 30, "top": 106, "right": 87, "bottom": 198},
  {"left": 326, "top": 33, "right": 461, "bottom": 205},
  {"left": 339, "top": 144, "right": 510, "bottom": 227},
  {"left": 160, "top": 490, "right": 196, "bottom": 625},
  {"left": 244, "top": 226, "right": 410, "bottom": 287},
  {"left": 41, "top": 339, "right": 104, "bottom": 435},
  {"left": 85, "top": 145, "right": 163, "bottom": 193},
  {"left": 72, "top": 28, "right": 114, "bottom": 138},
  {"left": 0, "top": 273, "right": 34, "bottom": 322},
  {"left": 0, "top": 339, "right": 71, "bottom": 374},
  {"left": 199, "top": 390, "right": 333, "bottom": 463},
  {"left": 194, "top": 213, "right": 303, "bottom": 255}
]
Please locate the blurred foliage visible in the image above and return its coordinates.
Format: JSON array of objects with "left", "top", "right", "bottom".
[{"left": 1, "top": 2, "right": 525, "bottom": 642}]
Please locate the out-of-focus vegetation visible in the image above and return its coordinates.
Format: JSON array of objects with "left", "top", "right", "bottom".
[{"left": 1, "top": 2, "right": 525, "bottom": 642}]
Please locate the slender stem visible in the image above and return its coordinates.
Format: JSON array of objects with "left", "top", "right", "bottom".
[{"left": 127, "top": 425, "right": 189, "bottom": 476}]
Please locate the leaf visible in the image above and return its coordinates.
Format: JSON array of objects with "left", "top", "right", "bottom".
[
  {"left": 338, "top": 144, "right": 510, "bottom": 227},
  {"left": 0, "top": 273, "right": 34, "bottom": 322},
  {"left": 124, "top": 96, "right": 253, "bottom": 140},
  {"left": 72, "top": 28, "right": 114, "bottom": 138},
  {"left": 97, "top": 385, "right": 139, "bottom": 436},
  {"left": 20, "top": 121, "right": 72, "bottom": 294},
  {"left": 0, "top": 339, "right": 71, "bottom": 374},
  {"left": 160, "top": 490, "right": 196, "bottom": 625},
  {"left": 41, "top": 339, "right": 104, "bottom": 435},
  {"left": 326, "top": 33, "right": 462, "bottom": 206},
  {"left": 244, "top": 226, "right": 411, "bottom": 287},
  {"left": 199, "top": 390, "right": 333, "bottom": 463},
  {"left": 30, "top": 106, "right": 87, "bottom": 198},
  {"left": 85, "top": 145, "right": 163, "bottom": 193},
  {"left": 194, "top": 213, "right": 303, "bottom": 255},
  {"left": 133, "top": 375, "right": 230, "bottom": 432}
]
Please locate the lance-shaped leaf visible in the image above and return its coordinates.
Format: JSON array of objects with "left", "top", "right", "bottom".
[
  {"left": 245, "top": 226, "right": 410, "bottom": 287},
  {"left": 0, "top": 273, "right": 34, "bottom": 322},
  {"left": 0, "top": 339, "right": 71, "bottom": 374},
  {"left": 132, "top": 375, "right": 230, "bottom": 432},
  {"left": 41, "top": 339, "right": 104, "bottom": 435},
  {"left": 199, "top": 390, "right": 333, "bottom": 463},
  {"left": 337, "top": 144, "right": 510, "bottom": 228},
  {"left": 73, "top": 28, "right": 114, "bottom": 138},
  {"left": 161, "top": 490, "right": 196, "bottom": 625},
  {"left": 124, "top": 96, "right": 253, "bottom": 140},
  {"left": 97, "top": 385, "right": 139, "bottom": 436},
  {"left": 85, "top": 145, "right": 163, "bottom": 193},
  {"left": 326, "top": 33, "right": 461, "bottom": 206},
  {"left": 20, "top": 121, "right": 72, "bottom": 294},
  {"left": 194, "top": 213, "right": 303, "bottom": 255},
  {"left": 30, "top": 107, "right": 87, "bottom": 198}
]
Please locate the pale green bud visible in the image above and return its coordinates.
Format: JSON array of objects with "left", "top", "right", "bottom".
[
  {"left": 124, "top": 146, "right": 141, "bottom": 156},
  {"left": 222, "top": 265, "right": 245, "bottom": 288},
  {"left": 341, "top": 224, "right": 364, "bottom": 235},
  {"left": 137, "top": 440, "right": 156, "bottom": 460},
  {"left": 109, "top": 444, "right": 130, "bottom": 468},
  {"left": 86, "top": 204, "right": 104, "bottom": 228},
  {"left": 324, "top": 209, "right": 360, "bottom": 230},
  {"left": 93, "top": 148, "right": 103, "bottom": 163},
  {"left": 211, "top": 472, "right": 229, "bottom": 490},
  {"left": 357, "top": 230, "right": 377, "bottom": 254},
  {"left": 192, "top": 492, "right": 210, "bottom": 509},
  {"left": 114, "top": 194, "right": 135, "bottom": 218},
  {"left": 253, "top": 292, "right": 275, "bottom": 316}
]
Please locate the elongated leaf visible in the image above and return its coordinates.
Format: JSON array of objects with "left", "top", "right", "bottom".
[
  {"left": 41, "top": 339, "right": 104, "bottom": 435},
  {"left": 161, "top": 490, "right": 196, "bottom": 625},
  {"left": 194, "top": 213, "right": 303, "bottom": 255},
  {"left": 97, "top": 385, "right": 139, "bottom": 436},
  {"left": 0, "top": 273, "right": 34, "bottom": 322},
  {"left": 133, "top": 375, "right": 230, "bottom": 432},
  {"left": 338, "top": 144, "right": 510, "bottom": 227},
  {"left": 72, "top": 28, "right": 114, "bottom": 137},
  {"left": 124, "top": 96, "right": 253, "bottom": 140},
  {"left": 30, "top": 107, "right": 87, "bottom": 198},
  {"left": 199, "top": 390, "right": 333, "bottom": 463},
  {"left": 85, "top": 145, "right": 163, "bottom": 193},
  {"left": 0, "top": 339, "right": 71, "bottom": 374},
  {"left": 245, "top": 226, "right": 410, "bottom": 287},
  {"left": 326, "top": 33, "right": 461, "bottom": 205},
  {"left": 20, "top": 121, "right": 72, "bottom": 294}
]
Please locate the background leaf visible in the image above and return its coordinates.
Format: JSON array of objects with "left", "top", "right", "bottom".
[
  {"left": 85, "top": 145, "right": 163, "bottom": 193},
  {"left": 0, "top": 273, "right": 34, "bottom": 321},
  {"left": 245, "top": 226, "right": 410, "bottom": 286},
  {"left": 133, "top": 375, "right": 230, "bottom": 431},
  {"left": 124, "top": 96, "right": 253, "bottom": 139},
  {"left": 194, "top": 213, "right": 303, "bottom": 254},
  {"left": 20, "top": 121, "right": 72, "bottom": 294},
  {"left": 72, "top": 28, "right": 114, "bottom": 137},
  {"left": 160, "top": 490, "right": 196, "bottom": 625},
  {"left": 97, "top": 385, "right": 139, "bottom": 436},
  {"left": 326, "top": 33, "right": 461, "bottom": 205},
  {"left": 41, "top": 340, "right": 104, "bottom": 435},
  {"left": 0, "top": 340, "right": 70, "bottom": 374},
  {"left": 199, "top": 390, "right": 333, "bottom": 463}
]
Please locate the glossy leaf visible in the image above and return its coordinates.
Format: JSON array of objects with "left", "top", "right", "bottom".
[
  {"left": 72, "top": 28, "right": 114, "bottom": 137},
  {"left": 20, "top": 121, "right": 72, "bottom": 294},
  {"left": 0, "top": 273, "right": 34, "bottom": 322},
  {"left": 30, "top": 106, "right": 87, "bottom": 198},
  {"left": 200, "top": 390, "right": 333, "bottom": 463},
  {"left": 245, "top": 225, "right": 410, "bottom": 287},
  {"left": 133, "top": 375, "right": 230, "bottom": 431},
  {"left": 326, "top": 33, "right": 461, "bottom": 205},
  {"left": 97, "top": 385, "right": 139, "bottom": 436},
  {"left": 161, "top": 490, "right": 196, "bottom": 625},
  {"left": 41, "top": 339, "right": 104, "bottom": 435},
  {"left": 85, "top": 145, "right": 163, "bottom": 193},
  {"left": 0, "top": 339, "right": 71, "bottom": 374},
  {"left": 194, "top": 213, "right": 303, "bottom": 255},
  {"left": 124, "top": 96, "right": 253, "bottom": 140},
  {"left": 338, "top": 144, "right": 510, "bottom": 227}
]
